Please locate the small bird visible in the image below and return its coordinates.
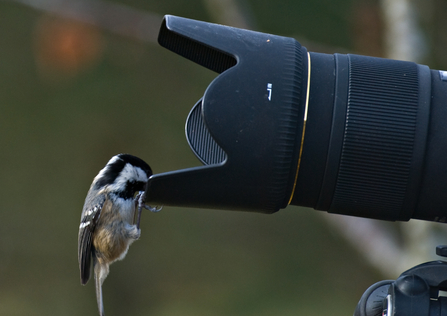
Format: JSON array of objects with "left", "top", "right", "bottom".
[{"left": 78, "top": 154, "right": 160, "bottom": 316}]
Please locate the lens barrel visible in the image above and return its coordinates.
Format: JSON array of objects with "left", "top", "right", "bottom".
[{"left": 291, "top": 53, "right": 436, "bottom": 221}]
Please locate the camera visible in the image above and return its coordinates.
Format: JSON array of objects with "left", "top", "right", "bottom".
[
  {"left": 355, "top": 246, "right": 447, "bottom": 316},
  {"left": 145, "top": 15, "right": 447, "bottom": 223},
  {"left": 147, "top": 14, "right": 447, "bottom": 316}
]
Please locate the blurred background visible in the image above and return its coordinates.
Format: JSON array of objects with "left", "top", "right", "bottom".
[{"left": 0, "top": 0, "right": 447, "bottom": 315}]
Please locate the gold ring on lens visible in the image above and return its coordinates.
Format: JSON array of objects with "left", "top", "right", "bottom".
[{"left": 288, "top": 51, "right": 311, "bottom": 204}]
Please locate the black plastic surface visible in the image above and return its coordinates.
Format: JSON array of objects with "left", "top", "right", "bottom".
[
  {"left": 147, "top": 15, "right": 308, "bottom": 212},
  {"left": 185, "top": 99, "right": 227, "bottom": 165},
  {"left": 147, "top": 15, "right": 447, "bottom": 221}
]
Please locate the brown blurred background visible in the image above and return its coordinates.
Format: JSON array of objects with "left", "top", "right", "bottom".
[{"left": 0, "top": 0, "right": 446, "bottom": 315}]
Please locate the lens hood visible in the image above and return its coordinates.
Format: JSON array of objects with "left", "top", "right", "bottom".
[{"left": 146, "top": 15, "right": 309, "bottom": 212}]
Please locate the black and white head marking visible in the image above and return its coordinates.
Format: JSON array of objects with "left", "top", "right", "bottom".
[{"left": 93, "top": 154, "right": 152, "bottom": 200}]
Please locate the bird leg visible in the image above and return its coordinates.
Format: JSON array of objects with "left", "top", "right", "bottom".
[
  {"left": 134, "top": 191, "right": 162, "bottom": 230},
  {"left": 94, "top": 258, "right": 109, "bottom": 316}
]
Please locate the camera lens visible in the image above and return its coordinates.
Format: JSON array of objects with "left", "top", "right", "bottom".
[{"left": 152, "top": 15, "right": 447, "bottom": 221}]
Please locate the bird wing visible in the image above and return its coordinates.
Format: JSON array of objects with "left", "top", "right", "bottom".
[{"left": 78, "top": 194, "right": 105, "bottom": 285}]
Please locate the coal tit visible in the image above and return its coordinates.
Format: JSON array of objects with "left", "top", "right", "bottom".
[{"left": 78, "top": 154, "right": 160, "bottom": 316}]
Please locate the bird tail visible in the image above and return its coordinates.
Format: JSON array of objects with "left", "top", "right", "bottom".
[{"left": 94, "top": 257, "right": 109, "bottom": 316}]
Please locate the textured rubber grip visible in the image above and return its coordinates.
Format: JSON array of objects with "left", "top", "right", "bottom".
[
  {"left": 330, "top": 55, "right": 419, "bottom": 219},
  {"left": 186, "top": 99, "right": 227, "bottom": 165}
]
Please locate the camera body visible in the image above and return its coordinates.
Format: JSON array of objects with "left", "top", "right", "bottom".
[{"left": 355, "top": 246, "right": 447, "bottom": 316}]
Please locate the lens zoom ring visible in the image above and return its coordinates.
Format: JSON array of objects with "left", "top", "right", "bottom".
[{"left": 332, "top": 55, "right": 418, "bottom": 218}]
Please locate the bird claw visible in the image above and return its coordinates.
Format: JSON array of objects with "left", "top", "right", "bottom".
[
  {"left": 134, "top": 191, "right": 162, "bottom": 229},
  {"left": 144, "top": 204, "right": 163, "bottom": 213}
]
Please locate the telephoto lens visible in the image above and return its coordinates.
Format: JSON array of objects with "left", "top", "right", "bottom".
[{"left": 146, "top": 15, "right": 447, "bottom": 223}]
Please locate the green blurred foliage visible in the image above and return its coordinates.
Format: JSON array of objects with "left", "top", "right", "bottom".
[
  {"left": 246, "top": 0, "right": 354, "bottom": 48},
  {"left": 0, "top": 1, "right": 381, "bottom": 315}
]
